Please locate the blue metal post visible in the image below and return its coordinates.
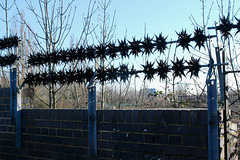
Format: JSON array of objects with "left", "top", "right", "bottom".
[
  {"left": 88, "top": 85, "right": 97, "bottom": 158},
  {"left": 10, "top": 67, "right": 21, "bottom": 148},
  {"left": 10, "top": 67, "right": 17, "bottom": 124},
  {"left": 207, "top": 79, "right": 219, "bottom": 160},
  {"left": 16, "top": 90, "right": 21, "bottom": 148}
]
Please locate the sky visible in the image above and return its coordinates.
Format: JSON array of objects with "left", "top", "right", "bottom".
[{"left": 1, "top": 0, "right": 240, "bottom": 93}]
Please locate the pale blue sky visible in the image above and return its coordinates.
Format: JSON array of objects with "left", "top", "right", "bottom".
[{"left": 1, "top": 0, "right": 239, "bottom": 91}]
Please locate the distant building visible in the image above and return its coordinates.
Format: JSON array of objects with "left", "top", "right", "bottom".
[{"left": 140, "top": 88, "right": 156, "bottom": 97}]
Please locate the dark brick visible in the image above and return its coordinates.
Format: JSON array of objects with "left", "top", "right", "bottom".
[
  {"left": 7, "top": 126, "right": 14, "bottom": 132},
  {"left": 57, "top": 146, "right": 73, "bottom": 154},
  {"left": 156, "top": 110, "right": 165, "bottom": 124},
  {"left": 61, "top": 110, "right": 67, "bottom": 120},
  {"left": 139, "top": 144, "right": 164, "bottom": 154},
  {"left": 45, "top": 136, "right": 61, "bottom": 144},
  {"left": 32, "top": 120, "right": 44, "bottom": 127},
  {"left": 199, "top": 110, "right": 207, "bottom": 125},
  {"left": 190, "top": 147, "right": 208, "bottom": 159},
  {"left": 99, "top": 149, "right": 111, "bottom": 158},
  {"left": 84, "top": 110, "right": 88, "bottom": 121},
  {"left": 43, "top": 110, "right": 54, "bottom": 119},
  {"left": 144, "top": 154, "right": 166, "bottom": 160},
  {"left": 79, "top": 122, "right": 87, "bottom": 129},
  {"left": 111, "top": 110, "right": 117, "bottom": 122},
  {"left": 78, "top": 138, "right": 88, "bottom": 146},
  {"left": 133, "top": 110, "right": 140, "bottom": 123},
  {"left": 97, "top": 110, "right": 103, "bottom": 122},
  {"left": 45, "top": 121, "right": 60, "bottom": 128},
  {"left": 22, "top": 134, "right": 31, "bottom": 141},
  {"left": 140, "top": 110, "right": 148, "bottom": 123},
  {"left": 133, "top": 134, "right": 145, "bottom": 143},
  {"left": 98, "top": 141, "right": 117, "bottom": 150},
  {"left": 165, "top": 110, "right": 175, "bottom": 124},
  {"left": 125, "top": 110, "right": 132, "bottom": 122},
  {"left": 169, "top": 156, "right": 184, "bottom": 160},
  {"left": 32, "top": 110, "right": 40, "bottom": 119},
  {"left": 111, "top": 151, "right": 121, "bottom": 159},
  {"left": 122, "top": 132, "right": 134, "bottom": 141},
  {"left": 139, "top": 124, "right": 160, "bottom": 133},
  {"left": 5, "top": 105, "right": 10, "bottom": 111},
  {"left": 118, "top": 142, "right": 138, "bottom": 152},
  {"left": 49, "top": 129, "right": 56, "bottom": 136},
  {"left": 145, "top": 134, "right": 158, "bottom": 144},
  {"left": 165, "top": 125, "right": 190, "bottom": 135},
  {"left": 181, "top": 110, "right": 189, "bottom": 125},
  {"left": 72, "top": 146, "right": 82, "bottom": 155},
  {"left": 81, "top": 147, "right": 88, "bottom": 156},
  {"left": 32, "top": 135, "right": 45, "bottom": 142},
  {"left": 26, "top": 127, "right": 33, "bottom": 134},
  {"left": 120, "top": 152, "right": 134, "bottom": 159},
  {"left": 117, "top": 123, "right": 140, "bottom": 132},
  {"left": 22, "top": 127, "right": 26, "bottom": 133},
  {"left": 112, "top": 132, "right": 122, "bottom": 141},
  {"left": 183, "top": 136, "right": 196, "bottom": 146},
  {"left": 169, "top": 135, "right": 182, "bottom": 145},
  {"left": 22, "top": 119, "right": 32, "bottom": 127},
  {"left": 60, "top": 153, "right": 77, "bottom": 160},
  {"left": 33, "top": 143, "right": 41, "bottom": 150},
  {"left": 2, "top": 98, "right": 10, "bottom": 105},
  {"left": 40, "top": 144, "right": 49, "bottom": 151},
  {"left": 165, "top": 146, "right": 191, "bottom": 156},
  {"left": 148, "top": 110, "right": 156, "bottom": 123},
  {"left": 0, "top": 88, "right": 10, "bottom": 97},
  {"left": 190, "top": 110, "right": 199, "bottom": 125},
  {"left": 190, "top": 126, "right": 207, "bottom": 136},
  {"left": 83, "top": 131, "right": 88, "bottom": 138},
  {"left": 67, "top": 110, "right": 79, "bottom": 121},
  {"left": 32, "top": 128, "right": 40, "bottom": 134},
  {"left": 45, "top": 151, "right": 60, "bottom": 159},
  {"left": 55, "top": 110, "right": 62, "bottom": 120},
  {"left": 49, "top": 145, "right": 57, "bottom": 152},
  {"left": 117, "top": 110, "right": 125, "bottom": 122},
  {"left": 183, "top": 136, "right": 207, "bottom": 147},
  {"left": 103, "top": 110, "right": 110, "bottom": 122},
  {"left": 73, "top": 130, "right": 82, "bottom": 138},
  {"left": 102, "top": 132, "right": 111, "bottom": 140},
  {"left": 57, "top": 129, "right": 64, "bottom": 137},
  {"left": 61, "top": 137, "right": 78, "bottom": 146},
  {"left": 62, "top": 121, "right": 78, "bottom": 129},
  {"left": 41, "top": 128, "right": 48, "bottom": 135},
  {"left": 98, "top": 123, "right": 116, "bottom": 131},
  {"left": 64, "top": 129, "right": 73, "bottom": 137},
  {"left": 156, "top": 135, "right": 168, "bottom": 144},
  {"left": 0, "top": 106, "right": 5, "bottom": 111}
]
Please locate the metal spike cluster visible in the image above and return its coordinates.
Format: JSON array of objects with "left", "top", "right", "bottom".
[
  {"left": 0, "top": 54, "right": 19, "bottom": 67},
  {"left": 25, "top": 68, "right": 94, "bottom": 86},
  {"left": 0, "top": 36, "right": 20, "bottom": 67},
  {"left": 28, "top": 28, "right": 208, "bottom": 66},
  {"left": 25, "top": 57, "right": 201, "bottom": 86},
  {"left": 0, "top": 36, "right": 19, "bottom": 50},
  {"left": 215, "top": 16, "right": 240, "bottom": 38}
]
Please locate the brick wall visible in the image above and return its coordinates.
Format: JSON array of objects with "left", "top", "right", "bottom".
[
  {"left": 97, "top": 109, "right": 208, "bottom": 160},
  {"left": 0, "top": 88, "right": 17, "bottom": 159},
  {"left": 0, "top": 88, "right": 209, "bottom": 160}
]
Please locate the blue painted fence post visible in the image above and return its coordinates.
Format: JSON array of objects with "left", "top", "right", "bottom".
[
  {"left": 207, "top": 79, "right": 219, "bottom": 160},
  {"left": 88, "top": 85, "right": 97, "bottom": 158},
  {"left": 10, "top": 67, "right": 21, "bottom": 148},
  {"left": 10, "top": 67, "right": 17, "bottom": 124}
]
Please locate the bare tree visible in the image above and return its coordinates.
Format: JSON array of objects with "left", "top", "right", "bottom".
[
  {"left": 15, "top": 0, "right": 96, "bottom": 108},
  {"left": 0, "top": 0, "right": 16, "bottom": 87},
  {"left": 94, "top": 0, "right": 116, "bottom": 109}
]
